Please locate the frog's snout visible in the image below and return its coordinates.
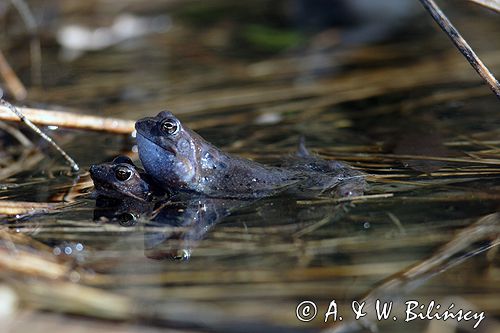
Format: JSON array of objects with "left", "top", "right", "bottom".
[{"left": 89, "top": 164, "right": 107, "bottom": 182}]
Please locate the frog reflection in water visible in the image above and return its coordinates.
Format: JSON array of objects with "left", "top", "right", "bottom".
[
  {"left": 90, "top": 157, "right": 249, "bottom": 260},
  {"left": 136, "top": 111, "right": 366, "bottom": 198}
]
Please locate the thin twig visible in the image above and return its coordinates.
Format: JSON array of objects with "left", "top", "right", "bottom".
[
  {"left": 419, "top": 0, "right": 500, "bottom": 99},
  {"left": 0, "top": 98, "right": 80, "bottom": 172},
  {"left": 296, "top": 193, "right": 394, "bottom": 206}
]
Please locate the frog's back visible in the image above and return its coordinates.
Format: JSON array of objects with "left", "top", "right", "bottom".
[{"left": 198, "top": 153, "right": 303, "bottom": 198}]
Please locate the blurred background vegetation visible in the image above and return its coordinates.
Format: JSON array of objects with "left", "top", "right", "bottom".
[{"left": 0, "top": 1, "right": 499, "bottom": 333}]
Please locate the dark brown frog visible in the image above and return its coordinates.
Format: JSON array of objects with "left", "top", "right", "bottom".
[{"left": 89, "top": 156, "right": 163, "bottom": 202}]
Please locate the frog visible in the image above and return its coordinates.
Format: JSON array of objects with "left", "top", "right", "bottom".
[
  {"left": 89, "top": 154, "right": 258, "bottom": 260},
  {"left": 135, "top": 111, "right": 366, "bottom": 199},
  {"left": 135, "top": 111, "right": 302, "bottom": 198},
  {"left": 90, "top": 156, "right": 169, "bottom": 225},
  {"left": 89, "top": 156, "right": 164, "bottom": 202}
]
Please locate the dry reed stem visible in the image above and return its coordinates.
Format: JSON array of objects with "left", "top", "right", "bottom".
[
  {"left": 323, "top": 213, "right": 499, "bottom": 332},
  {"left": 0, "top": 247, "right": 69, "bottom": 280},
  {"left": 419, "top": 0, "right": 500, "bottom": 98},
  {"left": 0, "top": 201, "right": 68, "bottom": 215},
  {"left": 0, "top": 50, "right": 27, "bottom": 100},
  {"left": 0, "top": 105, "right": 135, "bottom": 134}
]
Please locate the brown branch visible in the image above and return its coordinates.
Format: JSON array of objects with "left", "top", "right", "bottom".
[{"left": 419, "top": 0, "right": 500, "bottom": 99}]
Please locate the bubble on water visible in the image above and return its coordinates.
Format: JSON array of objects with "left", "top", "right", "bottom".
[
  {"left": 64, "top": 247, "right": 73, "bottom": 255},
  {"left": 363, "top": 222, "right": 370, "bottom": 229},
  {"left": 53, "top": 247, "right": 62, "bottom": 256},
  {"left": 69, "top": 271, "right": 81, "bottom": 283},
  {"left": 75, "top": 243, "right": 84, "bottom": 251}
]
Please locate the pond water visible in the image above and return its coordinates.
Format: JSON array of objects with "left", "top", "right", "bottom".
[{"left": 0, "top": 1, "right": 499, "bottom": 332}]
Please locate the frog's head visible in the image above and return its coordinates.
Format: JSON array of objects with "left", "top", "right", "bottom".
[
  {"left": 89, "top": 156, "right": 153, "bottom": 201},
  {"left": 135, "top": 111, "right": 203, "bottom": 190}
]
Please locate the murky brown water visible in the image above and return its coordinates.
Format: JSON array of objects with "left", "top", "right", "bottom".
[{"left": 0, "top": 1, "right": 499, "bottom": 332}]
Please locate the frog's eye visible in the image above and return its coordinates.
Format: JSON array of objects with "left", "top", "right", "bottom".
[
  {"left": 160, "top": 118, "right": 180, "bottom": 135},
  {"left": 115, "top": 166, "right": 133, "bottom": 181}
]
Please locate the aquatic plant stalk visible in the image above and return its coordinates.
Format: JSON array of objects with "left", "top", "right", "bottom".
[
  {"left": 0, "top": 98, "right": 80, "bottom": 172},
  {"left": 419, "top": 0, "right": 500, "bottom": 99}
]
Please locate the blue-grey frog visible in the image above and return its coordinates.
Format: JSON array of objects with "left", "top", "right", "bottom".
[{"left": 135, "top": 111, "right": 366, "bottom": 198}]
